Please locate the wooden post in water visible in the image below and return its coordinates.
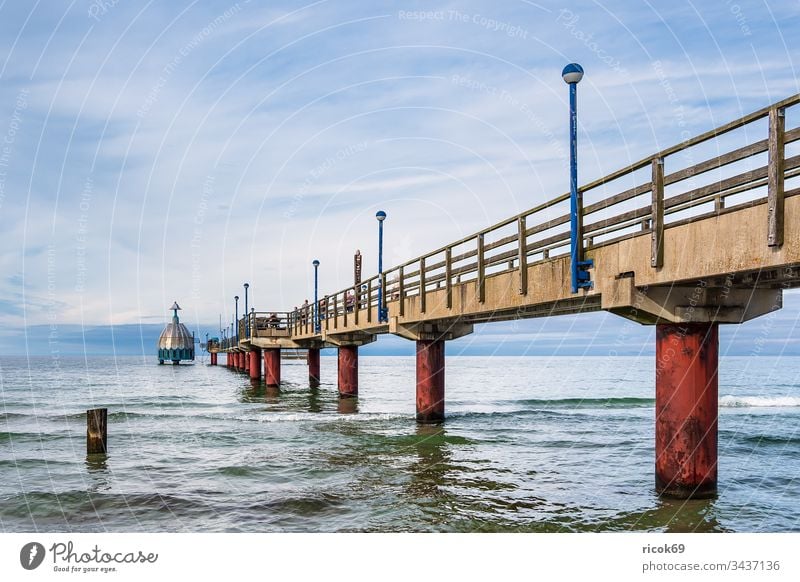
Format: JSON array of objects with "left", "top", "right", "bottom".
[{"left": 86, "top": 408, "right": 107, "bottom": 454}]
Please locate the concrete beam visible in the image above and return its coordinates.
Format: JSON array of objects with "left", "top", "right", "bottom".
[
  {"left": 389, "top": 317, "right": 473, "bottom": 341},
  {"left": 249, "top": 338, "right": 306, "bottom": 350},
  {"left": 322, "top": 331, "right": 376, "bottom": 347},
  {"left": 602, "top": 276, "right": 782, "bottom": 324}
]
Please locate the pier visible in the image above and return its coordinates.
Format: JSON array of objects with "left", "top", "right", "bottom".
[{"left": 208, "top": 93, "right": 800, "bottom": 499}]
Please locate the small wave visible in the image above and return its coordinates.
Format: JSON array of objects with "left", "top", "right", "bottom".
[
  {"left": 498, "top": 397, "right": 655, "bottom": 409},
  {"left": 0, "top": 412, "right": 29, "bottom": 420},
  {"left": 241, "top": 412, "right": 408, "bottom": 423},
  {"left": 0, "top": 431, "right": 71, "bottom": 443},
  {"left": 719, "top": 396, "right": 800, "bottom": 408},
  {"left": 740, "top": 434, "right": 800, "bottom": 446}
]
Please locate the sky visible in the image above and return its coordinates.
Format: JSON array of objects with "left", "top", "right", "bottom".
[{"left": 0, "top": 0, "right": 798, "bottom": 356}]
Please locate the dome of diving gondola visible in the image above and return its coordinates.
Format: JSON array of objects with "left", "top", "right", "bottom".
[{"left": 158, "top": 302, "right": 195, "bottom": 364}]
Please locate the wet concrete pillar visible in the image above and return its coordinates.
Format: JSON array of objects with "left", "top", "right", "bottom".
[
  {"left": 416, "top": 339, "right": 445, "bottom": 424},
  {"left": 264, "top": 348, "right": 281, "bottom": 387},
  {"left": 210, "top": 353, "right": 217, "bottom": 366},
  {"left": 655, "top": 322, "right": 719, "bottom": 499},
  {"left": 337, "top": 345, "right": 358, "bottom": 398},
  {"left": 249, "top": 348, "right": 261, "bottom": 381},
  {"left": 308, "top": 348, "right": 321, "bottom": 388}
]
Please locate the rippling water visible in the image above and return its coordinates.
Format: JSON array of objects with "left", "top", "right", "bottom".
[{"left": 1, "top": 355, "right": 798, "bottom": 532}]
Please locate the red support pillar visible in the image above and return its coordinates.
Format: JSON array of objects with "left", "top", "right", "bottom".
[
  {"left": 243, "top": 351, "right": 251, "bottom": 375},
  {"left": 226, "top": 353, "right": 231, "bottom": 368},
  {"left": 337, "top": 345, "right": 358, "bottom": 398},
  {"left": 237, "top": 352, "right": 244, "bottom": 372},
  {"left": 416, "top": 339, "right": 445, "bottom": 423},
  {"left": 264, "top": 349, "right": 281, "bottom": 386},
  {"left": 210, "top": 353, "right": 217, "bottom": 366},
  {"left": 308, "top": 348, "right": 321, "bottom": 387},
  {"left": 249, "top": 348, "right": 261, "bottom": 380},
  {"left": 655, "top": 322, "right": 719, "bottom": 498}
]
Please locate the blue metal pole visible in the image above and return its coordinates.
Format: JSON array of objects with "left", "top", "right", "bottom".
[
  {"left": 314, "top": 262, "right": 320, "bottom": 332},
  {"left": 378, "top": 219, "right": 385, "bottom": 322},
  {"left": 563, "top": 63, "right": 592, "bottom": 293},
  {"left": 243, "top": 284, "right": 249, "bottom": 338},
  {"left": 569, "top": 81, "right": 580, "bottom": 294}
]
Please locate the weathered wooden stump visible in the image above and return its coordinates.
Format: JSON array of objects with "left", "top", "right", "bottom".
[{"left": 86, "top": 408, "right": 108, "bottom": 454}]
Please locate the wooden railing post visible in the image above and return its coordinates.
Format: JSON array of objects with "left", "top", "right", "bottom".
[
  {"left": 331, "top": 295, "right": 336, "bottom": 327},
  {"left": 477, "top": 233, "right": 486, "bottom": 303},
  {"left": 354, "top": 285, "right": 359, "bottom": 325},
  {"left": 343, "top": 290, "right": 348, "bottom": 327},
  {"left": 517, "top": 216, "right": 527, "bottom": 295},
  {"left": 366, "top": 280, "right": 372, "bottom": 323},
  {"left": 445, "top": 247, "right": 452, "bottom": 309},
  {"left": 419, "top": 257, "right": 427, "bottom": 314},
  {"left": 398, "top": 266, "right": 405, "bottom": 316},
  {"left": 651, "top": 157, "right": 665, "bottom": 268},
  {"left": 768, "top": 106, "right": 785, "bottom": 247}
]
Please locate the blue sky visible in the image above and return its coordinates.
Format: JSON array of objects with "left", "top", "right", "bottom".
[{"left": 0, "top": 1, "right": 798, "bottom": 355}]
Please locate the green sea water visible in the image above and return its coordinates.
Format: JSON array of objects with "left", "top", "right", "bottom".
[{"left": 1, "top": 355, "right": 798, "bottom": 532}]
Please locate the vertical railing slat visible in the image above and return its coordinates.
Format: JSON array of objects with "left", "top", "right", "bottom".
[
  {"left": 367, "top": 279, "right": 372, "bottom": 323},
  {"left": 419, "top": 257, "right": 426, "bottom": 314},
  {"left": 517, "top": 216, "right": 527, "bottom": 295},
  {"left": 354, "top": 285, "right": 359, "bottom": 325},
  {"left": 398, "top": 266, "right": 405, "bottom": 317},
  {"left": 445, "top": 247, "right": 452, "bottom": 309},
  {"left": 768, "top": 106, "right": 785, "bottom": 247},
  {"left": 651, "top": 157, "right": 665, "bottom": 268},
  {"left": 477, "top": 234, "right": 485, "bottom": 303}
]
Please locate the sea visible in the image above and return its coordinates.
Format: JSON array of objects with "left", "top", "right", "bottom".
[{"left": 1, "top": 355, "right": 798, "bottom": 532}]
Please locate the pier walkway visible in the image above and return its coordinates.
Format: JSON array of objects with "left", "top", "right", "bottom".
[{"left": 209, "top": 94, "right": 800, "bottom": 499}]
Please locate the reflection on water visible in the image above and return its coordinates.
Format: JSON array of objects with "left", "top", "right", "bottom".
[
  {"left": 337, "top": 397, "right": 358, "bottom": 415},
  {"left": 307, "top": 388, "right": 322, "bottom": 413},
  {"left": 240, "top": 383, "right": 264, "bottom": 403},
  {"left": 406, "top": 425, "right": 449, "bottom": 498},
  {"left": 85, "top": 454, "right": 111, "bottom": 492}
]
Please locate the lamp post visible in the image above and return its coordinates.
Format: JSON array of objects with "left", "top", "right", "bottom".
[
  {"left": 243, "top": 283, "right": 249, "bottom": 337},
  {"left": 312, "top": 259, "right": 320, "bottom": 332},
  {"left": 562, "top": 62, "right": 593, "bottom": 293},
  {"left": 376, "top": 210, "right": 388, "bottom": 322}
]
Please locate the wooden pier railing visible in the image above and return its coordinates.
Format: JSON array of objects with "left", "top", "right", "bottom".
[{"left": 229, "top": 93, "right": 800, "bottom": 343}]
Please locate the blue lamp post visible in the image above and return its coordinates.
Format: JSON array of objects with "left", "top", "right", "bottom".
[
  {"left": 312, "top": 259, "right": 320, "bottom": 332},
  {"left": 234, "top": 296, "right": 239, "bottom": 340},
  {"left": 562, "top": 63, "right": 593, "bottom": 293},
  {"left": 243, "top": 283, "right": 249, "bottom": 338},
  {"left": 376, "top": 210, "right": 388, "bottom": 322}
]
